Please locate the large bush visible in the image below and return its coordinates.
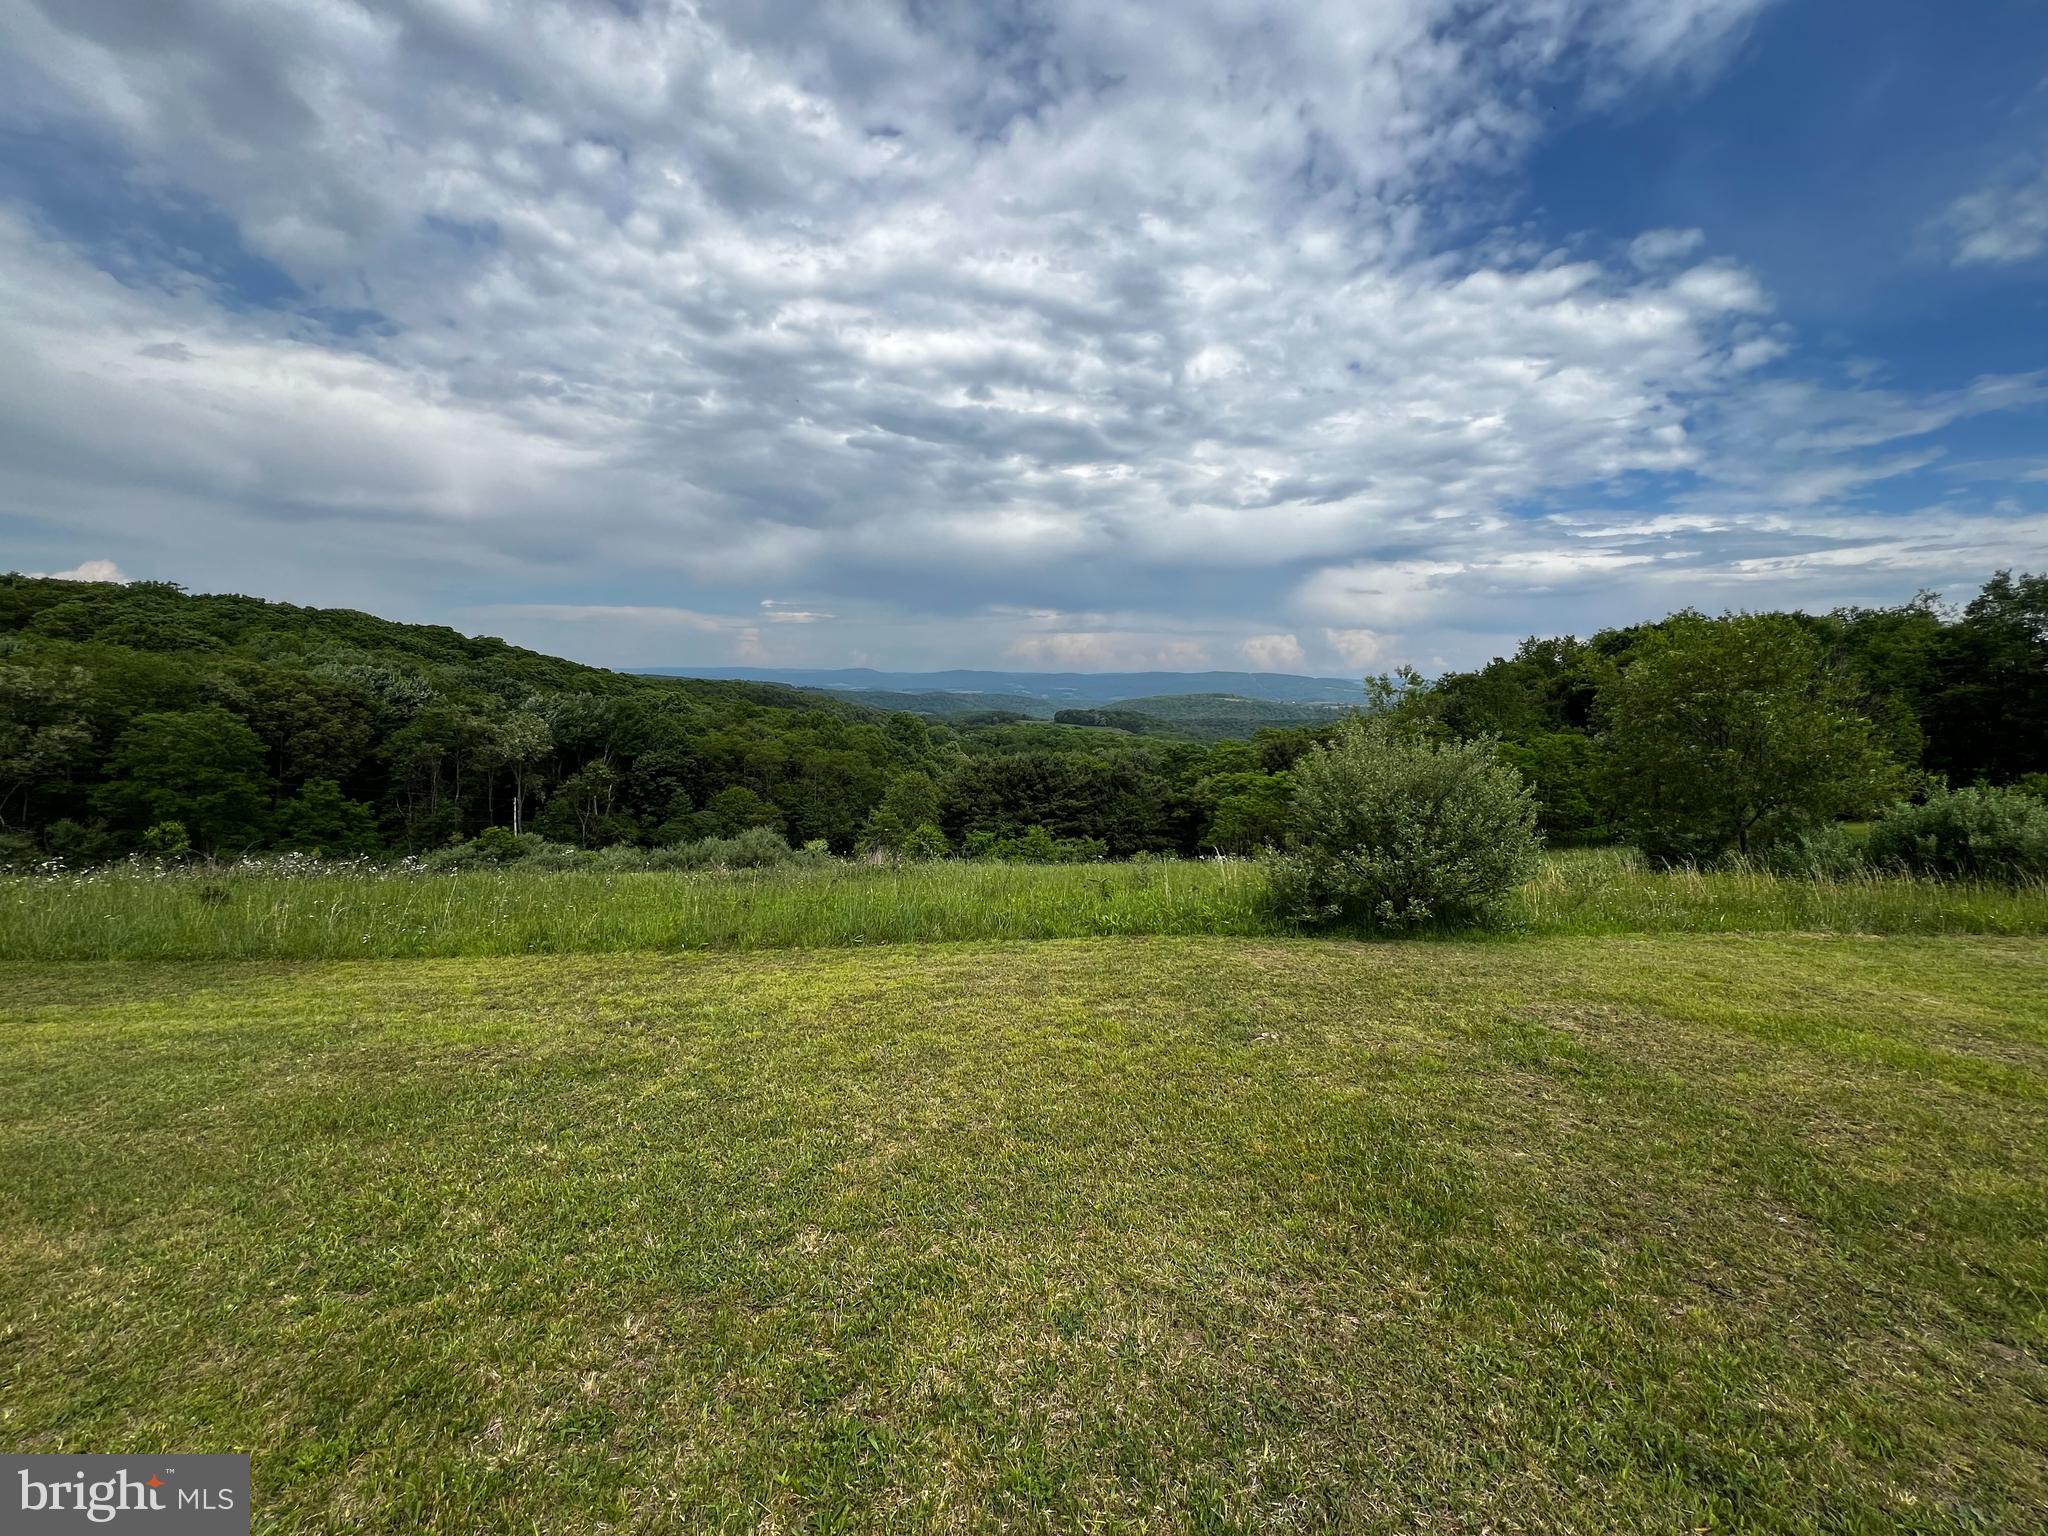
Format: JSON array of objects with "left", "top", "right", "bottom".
[
  {"left": 1865, "top": 787, "right": 2048, "bottom": 884},
  {"left": 1601, "top": 613, "right": 1903, "bottom": 864},
  {"left": 1278, "top": 719, "right": 1540, "bottom": 929},
  {"left": 648, "top": 827, "right": 828, "bottom": 871}
]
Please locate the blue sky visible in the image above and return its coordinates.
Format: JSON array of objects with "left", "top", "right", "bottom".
[{"left": 2, "top": 0, "right": 2044, "bottom": 674}]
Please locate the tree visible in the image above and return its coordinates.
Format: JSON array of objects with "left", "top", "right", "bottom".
[
  {"left": 698, "top": 785, "right": 785, "bottom": 840},
  {"left": 1496, "top": 732, "right": 1610, "bottom": 845},
  {"left": 208, "top": 663, "right": 378, "bottom": 792},
  {"left": 1195, "top": 769, "right": 1291, "bottom": 853},
  {"left": 482, "top": 710, "right": 552, "bottom": 834},
  {"left": 0, "top": 662, "right": 93, "bottom": 832},
  {"left": 1280, "top": 717, "right": 1539, "bottom": 928},
  {"left": 93, "top": 707, "right": 272, "bottom": 853},
  {"left": 1929, "top": 571, "right": 2047, "bottom": 785},
  {"left": 274, "top": 779, "right": 382, "bottom": 856},
  {"left": 1600, "top": 613, "right": 1903, "bottom": 863},
  {"left": 901, "top": 822, "right": 950, "bottom": 859},
  {"left": 534, "top": 760, "right": 636, "bottom": 847},
  {"left": 857, "top": 771, "right": 941, "bottom": 853}
]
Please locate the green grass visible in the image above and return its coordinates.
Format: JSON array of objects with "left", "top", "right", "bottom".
[
  {"left": 3, "top": 850, "right": 2044, "bottom": 962},
  {"left": 3, "top": 936, "right": 2044, "bottom": 1531}
]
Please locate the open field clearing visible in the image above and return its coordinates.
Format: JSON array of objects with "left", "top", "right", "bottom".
[
  {"left": 3, "top": 850, "right": 2046, "bottom": 961},
  {"left": 4, "top": 935, "right": 2045, "bottom": 1532}
]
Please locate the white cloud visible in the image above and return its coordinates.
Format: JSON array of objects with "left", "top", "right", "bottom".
[
  {"left": 1, "top": 0, "right": 2040, "bottom": 672},
  {"left": 26, "top": 558, "right": 128, "bottom": 583},
  {"left": 1004, "top": 631, "right": 1215, "bottom": 670},
  {"left": 1938, "top": 161, "right": 2048, "bottom": 266},
  {"left": 1295, "top": 561, "right": 1471, "bottom": 628},
  {"left": 1628, "top": 227, "right": 1706, "bottom": 268},
  {"left": 760, "top": 600, "right": 834, "bottom": 624},
  {"left": 1322, "top": 628, "right": 1391, "bottom": 668},
  {"left": 1241, "top": 633, "right": 1307, "bottom": 670}
]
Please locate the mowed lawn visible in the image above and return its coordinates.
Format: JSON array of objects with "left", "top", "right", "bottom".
[{"left": 3, "top": 937, "right": 2045, "bottom": 1533}]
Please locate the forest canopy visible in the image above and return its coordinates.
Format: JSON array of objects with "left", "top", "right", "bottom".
[{"left": 1, "top": 570, "right": 2041, "bottom": 866}]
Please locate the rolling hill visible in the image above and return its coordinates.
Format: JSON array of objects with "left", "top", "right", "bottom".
[{"left": 640, "top": 665, "right": 1363, "bottom": 708}]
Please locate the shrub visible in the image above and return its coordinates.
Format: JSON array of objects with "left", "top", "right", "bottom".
[
  {"left": 1278, "top": 718, "right": 1540, "bottom": 929},
  {"left": 962, "top": 825, "right": 1107, "bottom": 863},
  {"left": 141, "top": 821, "right": 192, "bottom": 860},
  {"left": 43, "top": 819, "right": 116, "bottom": 867},
  {"left": 657, "top": 826, "right": 798, "bottom": 871},
  {"left": 901, "top": 822, "right": 950, "bottom": 860},
  {"left": 1762, "top": 822, "right": 1867, "bottom": 880},
  {"left": 1865, "top": 787, "right": 2048, "bottom": 885},
  {"left": 470, "top": 825, "right": 534, "bottom": 862},
  {"left": 418, "top": 831, "right": 562, "bottom": 871}
]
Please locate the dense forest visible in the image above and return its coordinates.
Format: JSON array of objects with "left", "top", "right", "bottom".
[{"left": 0, "top": 570, "right": 2041, "bottom": 866}]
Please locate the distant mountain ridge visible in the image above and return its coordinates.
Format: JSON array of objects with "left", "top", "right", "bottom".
[{"left": 637, "top": 666, "right": 1364, "bottom": 708}]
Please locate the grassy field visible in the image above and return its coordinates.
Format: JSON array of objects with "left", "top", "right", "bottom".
[
  {"left": 3, "top": 935, "right": 2044, "bottom": 1532},
  {"left": 2, "top": 849, "right": 2045, "bottom": 961}
]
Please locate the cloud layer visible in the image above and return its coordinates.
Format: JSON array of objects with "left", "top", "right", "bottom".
[{"left": 2, "top": 0, "right": 2043, "bottom": 671}]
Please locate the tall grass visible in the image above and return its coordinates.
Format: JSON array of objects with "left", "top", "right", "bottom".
[
  {"left": 1502, "top": 846, "right": 2048, "bottom": 937},
  {"left": 1, "top": 848, "right": 2043, "bottom": 962},
  {"left": 0, "top": 858, "right": 1279, "bottom": 962}
]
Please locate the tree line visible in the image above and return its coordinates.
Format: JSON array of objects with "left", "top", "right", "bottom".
[
  {"left": 1, "top": 570, "right": 2041, "bottom": 867},
  {"left": 0, "top": 575, "right": 1313, "bottom": 863},
  {"left": 1380, "top": 572, "right": 2044, "bottom": 862}
]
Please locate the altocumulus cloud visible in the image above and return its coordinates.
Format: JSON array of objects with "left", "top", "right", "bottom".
[{"left": 1, "top": 0, "right": 2043, "bottom": 670}]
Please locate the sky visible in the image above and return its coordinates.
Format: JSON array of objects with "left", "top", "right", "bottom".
[{"left": 2, "top": 0, "right": 2046, "bottom": 676}]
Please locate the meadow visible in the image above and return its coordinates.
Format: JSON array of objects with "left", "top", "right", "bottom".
[
  {"left": 5, "top": 853, "right": 2047, "bottom": 1531},
  {"left": 3, "top": 935, "right": 2045, "bottom": 1532},
  {"left": 3, "top": 848, "right": 2047, "bottom": 962}
]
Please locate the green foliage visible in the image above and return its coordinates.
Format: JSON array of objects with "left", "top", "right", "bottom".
[
  {"left": 900, "top": 821, "right": 950, "bottom": 860},
  {"left": 0, "top": 574, "right": 958, "bottom": 861},
  {"left": 469, "top": 824, "right": 532, "bottom": 862},
  {"left": 857, "top": 771, "right": 942, "bottom": 853},
  {"left": 1601, "top": 613, "right": 1903, "bottom": 863},
  {"left": 1865, "top": 786, "right": 2048, "bottom": 885},
  {"left": 140, "top": 821, "right": 192, "bottom": 860},
  {"left": 95, "top": 706, "right": 271, "bottom": 853},
  {"left": 43, "top": 818, "right": 116, "bottom": 867},
  {"left": 4, "top": 570, "right": 2041, "bottom": 875},
  {"left": 662, "top": 826, "right": 802, "bottom": 870},
  {"left": 0, "top": 661, "right": 93, "bottom": 832},
  {"left": 417, "top": 831, "right": 560, "bottom": 872},
  {"left": 274, "top": 778, "right": 382, "bottom": 856},
  {"left": 1279, "top": 718, "right": 1540, "bottom": 929},
  {"left": 698, "top": 785, "right": 785, "bottom": 840},
  {"left": 1193, "top": 768, "right": 1292, "bottom": 853},
  {"left": 1103, "top": 694, "right": 1356, "bottom": 741},
  {"left": 533, "top": 760, "right": 638, "bottom": 848},
  {"left": 1761, "top": 822, "right": 1868, "bottom": 880},
  {"left": 1495, "top": 732, "right": 1610, "bottom": 845},
  {"left": 1926, "top": 571, "right": 2048, "bottom": 785},
  {"left": 1050, "top": 707, "right": 1176, "bottom": 735},
  {"left": 941, "top": 751, "right": 1194, "bottom": 856},
  {"left": 962, "top": 825, "right": 1109, "bottom": 862}
]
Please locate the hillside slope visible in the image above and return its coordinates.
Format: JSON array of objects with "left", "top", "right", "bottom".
[{"left": 0, "top": 574, "right": 931, "bottom": 857}]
